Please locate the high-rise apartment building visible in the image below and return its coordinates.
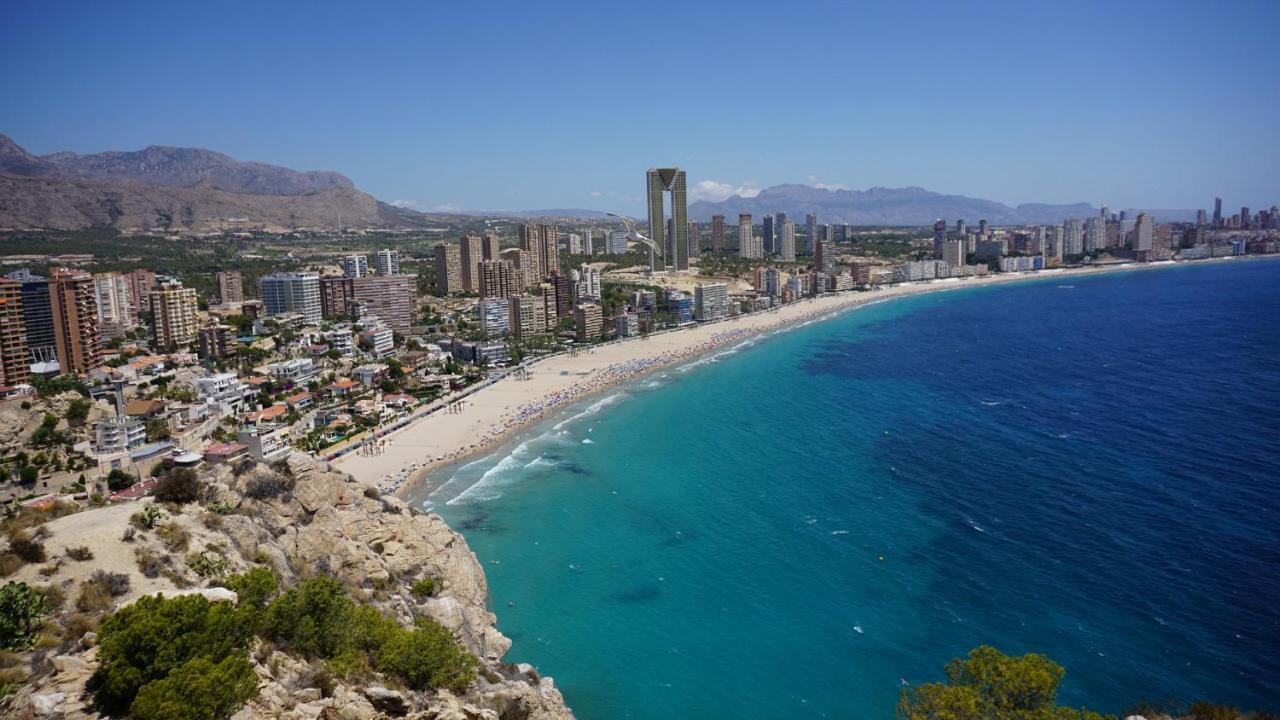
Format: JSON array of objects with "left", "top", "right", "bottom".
[
  {"left": 94, "top": 272, "right": 134, "bottom": 339},
  {"left": 352, "top": 275, "right": 417, "bottom": 332},
  {"left": 501, "top": 248, "right": 536, "bottom": 291},
  {"left": 483, "top": 233, "right": 501, "bottom": 261},
  {"left": 0, "top": 280, "right": 30, "bottom": 386},
  {"left": 932, "top": 219, "right": 948, "bottom": 256},
  {"left": 1133, "top": 213, "right": 1154, "bottom": 251},
  {"left": 1213, "top": 197, "right": 1223, "bottom": 227},
  {"left": 478, "top": 297, "right": 510, "bottom": 338},
  {"left": 779, "top": 221, "right": 797, "bottom": 262},
  {"left": 374, "top": 249, "right": 400, "bottom": 276},
  {"left": 943, "top": 240, "right": 966, "bottom": 269},
  {"left": 433, "top": 243, "right": 462, "bottom": 294},
  {"left": 259, "top": 273, "right": 322, "bottom": 324},
  {"left": 215, "top": 270, "right": 244, "bottom": 304},
  {"left": 687, "top": 220, "right": 700, "bottom": 259},
  {"left": 479, "top": 260, "right": 519, "bottom": 299},
  {"left": 763, "top": 215, "right": 775, "bottom": 255},
  {"left": 739, "top": 214, "right": 763, "bottom": 259},
  {"left": 460, "top": 235, "right": 484, "bottom": 292},
  {"left": 319, "top": 276, "right": 356, "bottom": 320},
  {"left": 711, "top": 215, "right": 725, "bottom": 252},
  {"left": 150, "top": 281, "right": 200, "bottom": 349},
  {"left": 694, "top": 283, "right": 730, "bottom": 322},
  {"left": 574, "top": 303, "right": 603, "bottom": 343},
  {"left": 18, "top": 278, "right": 55, "bottom": 366},
  {"left": 1084, "top": 217, "right": 1104, "bottom": 252},
  {"left": 1062, "top": 219, "right": 1084, "bottom": 256},
  {"left": 646, "top": 168, "right": 690, "bottom": 272},
  {"left": 49, "top": 269, "right": 102, "bottom": 375},
  {"left": 519, "top": 224, "right": 560, "bottom": 280},
  {"left": 575, "top": 264, "right": 601, "bottom": 301},
  {"left": 342, "top": 255, "right": 369, "bottom": 278},
  {"left": 125, "top": 268, "right": 156, "bottom": 316},
  {"left": 508, "top": 294, "right": 548, "bottom": 339},
  {"left": 805, "top": 214, "right": 818, "bottom": 255}
]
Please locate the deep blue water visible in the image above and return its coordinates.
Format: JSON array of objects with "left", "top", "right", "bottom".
[{"left": 417, "top": 260, "right": 1280, "bottom": 719}]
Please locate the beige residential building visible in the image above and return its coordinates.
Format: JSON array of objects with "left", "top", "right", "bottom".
[
  {"left": 574, "top": 303, "right": 602, "bottom": 343},
  {"left": 479, "top": 260, "right": 518, "bottom": 299},
  {"left": 434, "top": 243, "right": 462, "bottom": 294},
  {"left": 216, "top": 270, "right": 245, "bottom": 304},
  {"left": 93, "top": 272, "right": 134, "bottom": 338},
  {"left": 460, "top": 235, "right": 484, "bottom": 292},
  {"left": 352, "top": 275, "right": 418, "bottom": 332},
  {"left": 0, "top": 279, "right": 30, "bottom": 386},
  {"left": 150, "top": 281, "right": 200, "bottom": 349},
  {"left": 50, "top": 268, "right": 103, "bottom": 374},
  {"left": 508, "top": 294, "right": 548, "bottom": 339}
]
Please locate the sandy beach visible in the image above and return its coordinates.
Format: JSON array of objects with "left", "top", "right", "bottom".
[{"left": 330, "top": 258, "right": 1244, "bottom": 499}]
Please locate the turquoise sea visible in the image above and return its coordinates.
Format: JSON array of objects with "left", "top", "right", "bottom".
[{"left": 412, "top": 260, "right": 1280, "bottom": 719}]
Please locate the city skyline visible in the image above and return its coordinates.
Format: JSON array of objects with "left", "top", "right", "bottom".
[{"left": 2, "top": 1, "right": 1277, "bottom": 215}]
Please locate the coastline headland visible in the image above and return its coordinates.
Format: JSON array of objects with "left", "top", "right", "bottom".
[{"left": 332, "top": 257, "right": 1264, "bottom": 500}]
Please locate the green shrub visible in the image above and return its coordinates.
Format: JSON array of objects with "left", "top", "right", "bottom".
[
  {"left": 0, "top": 581, "right": 47, "bottom": 650},
  {"left": 107, "top": 468, "right": 136, "bottom": 492},
  {"left": 262, "top": 575, "right": 358, "bottom": 659},
  {"left": 1190, "top": 703, "right": 1241, "bottom": 720},
  {"left": 187, "top": 550, "right": 229, "bottom": 579},
  {"left": 410, "top": 577, "right": 436, "bottom": 597},
  {"left": 128, "top": 655, "right": 257, "bottom": 720},
  {"left": 222, "top": 566, "right": 278, "bottom": 614},
  {"left": 90, "top": 593, "right": 251, "bottom": 715},
  {"left": 152, "top": 468, "right": 203, "bottom": 504},
  {"left": 375, "top": 617, "right": 476, "bottom": 693},
  {"left": 8, "top": 533, "right": 46, "bottom": 563},
  {"left": 898, "top": 646, "right": 1111, "bottom": 720},
  {"left": 131, "top": 504, "right": 165, "bottom": 530},
  {"left": 66, "top": 546, "right": 94, "bottom": 561},
  {"left": 64, "top": 398, "right": 92, "bottom": 423}
]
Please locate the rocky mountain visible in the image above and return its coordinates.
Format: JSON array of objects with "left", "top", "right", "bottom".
[
  {"left": 688, "top": 184, "right": 1196, "bottom": 225},
  {"left": 0, "top": 135, "right": 434, "bottom": 232},
  {"left": 1, "top": 454, "right": 575, "bottom": 719}
]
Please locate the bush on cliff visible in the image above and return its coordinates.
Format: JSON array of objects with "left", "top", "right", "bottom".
[
  {"left": 262, "top": 574, "right": 476, "bottom": 693},
  {"left": 0, "top": 581, "right": 47, "bottom": 650},
  {"left": 898, "top": 645, "right": 1112, "bottom": 720},
  {"left": 128, "top": 655, "right": 258, "bottom": 720},
  {"left": 90, "top": 593, "right": 254, "bottom": 717}
]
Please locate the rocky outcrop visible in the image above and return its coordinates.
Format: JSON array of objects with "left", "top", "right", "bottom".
[{"left": 1, "top": 455, "right": 574, "bottom": 719}]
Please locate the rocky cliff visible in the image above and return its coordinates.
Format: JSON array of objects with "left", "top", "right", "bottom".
[{"left": 1, "top": 454, "right": 574, "bottom": 719}]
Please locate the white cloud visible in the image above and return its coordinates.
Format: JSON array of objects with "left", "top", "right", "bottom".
[
  {"left": 589, "top": 191, "right": 603, "bottom": 197},
  {"left": 389, "top": 199, "right": 424, "bottom": 210},
  {"left": 690, "top": 180, "right": 762, "bottom": 203},
  {"left": 429, "top": 203, "right": 465, "bottom": 213},
  {"left": 807, "top": 176, "right": 849, "bottom": 192}
]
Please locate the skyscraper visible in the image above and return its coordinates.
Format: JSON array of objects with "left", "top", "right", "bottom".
[
  {"left": 956, "top": 219, "right": 966, "bottom": 236},
  {"left": 519, "top": 224, "right": 560, "bottom": 279},
  {"left": 687, "top": 221, "right": 701, "bottom": 259},
  {"left": 932, "top": 219, "right": 947, "bottom": 256},
  {"left": 1196, "top": 209, "right": 1208, "bottom": 227},
  {"left": 1062, "top": 219, "right": 1084, "bottom": 255},
  {"left": 479, "top": 260, "right": 518, "bottom": 300},
  {"left": 0, "top": 280, "right": 30, "bottom": 386},
  {"left": 979, "top": 219, "right": 989, "bottom": 235},
  {"left": 805, "top": 214, "right": 818, "bottom": 255},
  {"left": 353, "top": 275, "right": 418, "bottom": 332},
  {"left": 1133, "top": 213, "right": 1154, "bottom": 251},
  {"left": 483, "top": 233, "right": 501, "bottom": 261},
  {"left": 1213, "top": 197, "right": 1223, "bottom": 227},
  {"left": 94, "top": 272, "right": 133, "bottom": 339},
  {"left": 433, "top": 243, "right": 462, "bottom": 295},
  {"left": 1240, "top": 207, "right": 1251, "bottom": 229},
  {"left": 738, "top": 214, "right": 761, "bottom": 259},
  {"left": 215, "top": 270, "right": 244, "bottom": 305},
  {"left": 1084, "top": 217, "right": 1104, "bottom": 252},
  {"left": 319, "top": 276, "right": 356, "bottom": 319},
  {"left": 460, "top": 235, "right": 484, "bottom": 292},
  {"left": 646, "top": 168, "right": 689, "bottom": 272},
  {"left": 762, "top": 215, "right": 775, "bottom": 255},
  {"left": 342, "top": 255, "right": 369, "bottom": 278},
  {"left": 374, "top": 249, "right": 401, "bottom": 276},
  {"left": 150, "top": 281, "right": 200, "bottom": 350},
  {"left": 259, "top": 273, "right": 322, "bottom": 324},
  {"left": 778, "top": 221, "right": 797, "bottom": 262},
  {"left": 711, "top": 215, "right": 725, "bottom": 252},
  {"left": 49, "top": 269, "right": 102, "bottom": 375}
]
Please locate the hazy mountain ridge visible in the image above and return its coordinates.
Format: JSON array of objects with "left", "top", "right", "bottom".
[
  {"left": 689, "top": 183, "right": 1197, "bottom": 225},
  {"left": 0, "top": 135, "right": 432, "bottom": 231}
]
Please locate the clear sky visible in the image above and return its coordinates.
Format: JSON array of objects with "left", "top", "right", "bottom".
[{"left": 2, "top": 0, "right": 1277, "bottom": 215}]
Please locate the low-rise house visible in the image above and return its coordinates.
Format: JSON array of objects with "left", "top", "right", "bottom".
[
  {"left": 285, "top": 391, "right": 313, "bottom": 410},
  {"left": 203, "top": 441, "right": 247, "bottom": 465},
  {"left": 246, "top": 404, "right": 288, "bottom": 425},
  {"left": 264, "top": 358, "right": 316, "bottom": 386},
  {"left": 353, "top": 364, "right": 389, "bottom": 387},
  {"left": 93, "top": 417, "right": 147, "bottom": 456},
  {"left": 237, "top": 425, "right": 292, "bottom": 463},
  {"left": 124, "top": 398, "right": 166, "bottom": 420},
  {"left": 327, "top": 378, "right": 361, "bottom": 398}
]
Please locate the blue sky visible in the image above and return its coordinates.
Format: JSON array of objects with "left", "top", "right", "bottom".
[{"left": 2, "top": 0, "right": 1277, "bottom": 214}]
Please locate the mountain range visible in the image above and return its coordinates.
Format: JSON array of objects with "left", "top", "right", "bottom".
[
  {"left": 0, "top": 135, "right": 1199, "bottom": 231},
  {"left": 0, "top": 135, "right": 450, "bottom": 232},
  {"left": 687, "top": 184, "right": 1198, "bottom": 225}
]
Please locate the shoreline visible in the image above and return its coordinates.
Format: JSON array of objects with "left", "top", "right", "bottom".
[{"left": 329, "top": 255, "right": 1269, "bottom": 501}]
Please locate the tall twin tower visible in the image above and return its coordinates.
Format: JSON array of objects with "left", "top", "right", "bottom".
[{"left": 646, "top": 167, "right": 689, "bottom": 273}]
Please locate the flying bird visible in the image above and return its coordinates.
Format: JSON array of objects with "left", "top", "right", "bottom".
[{"left": 607, "top": 213, "right": 663, "bottom": 258}]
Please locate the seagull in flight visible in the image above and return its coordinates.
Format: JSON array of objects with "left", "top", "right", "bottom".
[{"left": 607, "top": 213, "right": 663, "bottom": 258}]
